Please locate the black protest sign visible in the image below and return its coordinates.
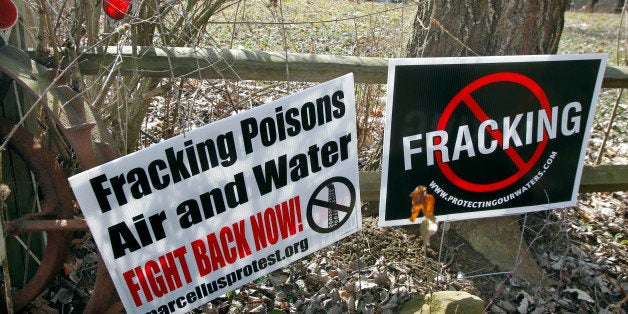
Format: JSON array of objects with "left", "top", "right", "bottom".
[{"left": 379, "top": 55, "right": 607, "bottom": 226}]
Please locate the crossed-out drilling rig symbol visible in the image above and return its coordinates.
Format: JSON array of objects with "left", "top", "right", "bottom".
[{"left": 306, "top": 176, "right": 356, "bottom": 233}]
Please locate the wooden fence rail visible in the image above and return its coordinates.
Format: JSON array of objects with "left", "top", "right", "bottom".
[
  {"left": 68, "top": 46, "right": 628, "bottom": 194},
  {"left": 10, "top": 162, "right": 628, "bottom": 234},
  {"left": 359, "top": 165, "right": 628, "bottom": 203},
  {"left": 73, "top": 46, "right": 628, "bottom": 86}
]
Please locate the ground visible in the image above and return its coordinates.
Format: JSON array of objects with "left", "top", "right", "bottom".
[{"left": 28, "top": 1, "right": 627, "bottom": 312}]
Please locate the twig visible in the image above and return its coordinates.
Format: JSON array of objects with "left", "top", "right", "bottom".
[
  {"left": 11, "top": 235, "right": 42, "bottom": 265},
  {"left": 483, "top": 272, "right": 513, "bottom": 312},
  {"left": 430, "top": 18, "right": 480, "bottom": 57},
  {"left": 278, "top": 0, "right": 291, "bottom": 92},
  {"left": 457, "top": 271, "right": 512, "bottom": 281},
  {"left": 604, "top": 272, "right": 628, "bottom": 306},
  {"left": 596, "top": 4, "right": 627, "bottom": 164},
  {"left": 0, "top": 184, "right": 14, "bottom": 313},
  {"left": 139, "top": 129, "right": 160, "bottom": 144},
  {"left": 436, "top": 218, "right": 447, "bottom": 282},
  {"left": 60, "top": 277, "right": 90, "bottom": 300},
  {"left": 513, "top": 212, "right": 529, "bottom": 284},
  {"left": 0, "top": 24, "right": 132, "bottom": 154},
  {"left": 595, "top": 88, "right": 623, "bottom": 165},
  {"left": 354, "top": 232, "right": 363, "bottom": 306}
]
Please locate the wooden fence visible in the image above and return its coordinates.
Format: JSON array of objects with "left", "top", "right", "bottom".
[
  {"left": 75, "top": 46, "right": 628, "bottom": 86},
  {"left": 68, "top": 46, "right": 628, "bottom": 201}
]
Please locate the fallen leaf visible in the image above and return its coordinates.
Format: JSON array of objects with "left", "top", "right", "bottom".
[
  {"left": 517, "top": 297, "right": 530, "bottom": 313},
  {"left": 564, "top": 288, "right": 595, "bottom": 303},
  {"left": 51, "top": 288, "right": 74, "bottom": 305}
]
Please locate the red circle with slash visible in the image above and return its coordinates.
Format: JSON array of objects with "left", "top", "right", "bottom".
[{"left": 435, "top": 72, "right": 551, "bottom": 192}]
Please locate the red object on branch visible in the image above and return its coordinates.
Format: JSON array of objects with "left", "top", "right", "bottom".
[
  {"left": 0, "top": 0, "right": 18, "bottom": 30},
  {"left": 103, "top": 0, "right": 132, "bottom": 20}
]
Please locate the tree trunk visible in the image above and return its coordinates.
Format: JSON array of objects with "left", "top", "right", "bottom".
[
  {"left": 407, "top": 1, "right": 567, "bottom": 58},
  {"left": 405, "top": 0, "right": 568, "bottom": 284}
]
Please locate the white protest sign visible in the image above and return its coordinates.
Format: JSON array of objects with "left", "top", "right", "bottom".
[{"left": 69, "top": 74, "right": 361, "bottom": 313}]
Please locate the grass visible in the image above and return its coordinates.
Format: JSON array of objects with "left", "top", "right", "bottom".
[
  {"left": 560, "top": 12, "right": 627, "bottom": 65},
  {"left": 207, "top": 1, "right": 627, "bottom": 64},
  {"left": 207, "top": 0, "right": 416, "bottom": 57}
]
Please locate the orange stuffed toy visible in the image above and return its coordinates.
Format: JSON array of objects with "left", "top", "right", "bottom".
[{"left": 409, "top": 185, "right": 435, "bottom": 222}]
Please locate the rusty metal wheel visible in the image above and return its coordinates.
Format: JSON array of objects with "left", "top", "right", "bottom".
[{"left": 0, "top": 117, "right": 74, "bottom": 311}]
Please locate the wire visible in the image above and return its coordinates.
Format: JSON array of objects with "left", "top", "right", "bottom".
[{"left": 206, "top": 3, "right": 416, "bottom": 26}]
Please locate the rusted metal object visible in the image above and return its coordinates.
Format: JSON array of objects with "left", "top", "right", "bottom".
[
  {"left": 0, "top": 46, "right": 119, "bottom": 167},
  {"left": 83, "top": 255, "right": 124, "bottom": 313},
  {"left": 0, "top": 45, "right": 120, "bottom": 312},
  {"left": 0, "top": 118, "right": 74, "bottom": 311},
  {"left": 5, "top": 219, "right": 88, "bottom": 233}
]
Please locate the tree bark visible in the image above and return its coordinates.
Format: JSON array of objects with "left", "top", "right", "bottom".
[
  {"left": 407, "top": 1, "right": 568, "bottom": 58},
  {"left": 405, "top": 0, "right": 568, "bottom": 284}
]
